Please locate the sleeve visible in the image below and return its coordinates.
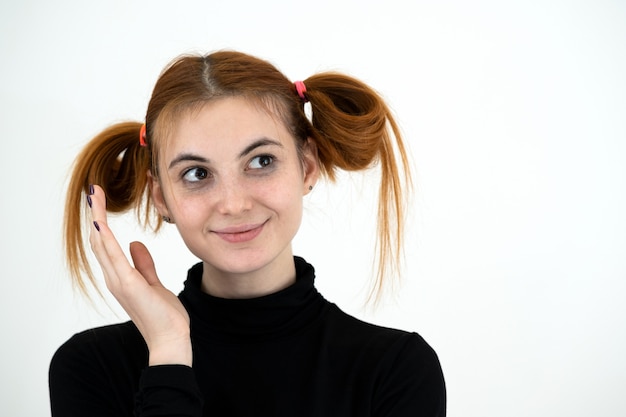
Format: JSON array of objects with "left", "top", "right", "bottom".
[
  {"left": 372, "top": 333, "right": 446, "bottom": 417},
  {"left": 134, "top": 366, "right": 204, "bottom": 417},
  {"left": 49, "top": 333, "right": 132, "bottom": 417},
  {"left": 49, "top": 330, "right": 204, "bottom": 417}
]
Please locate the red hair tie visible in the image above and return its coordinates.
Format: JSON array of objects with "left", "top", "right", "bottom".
[
  {"left": 139, "top": 124, "right": 147, "bottom": 147},
  {"left": 294, "top": 81, "right": 308, "bottom": 103}
]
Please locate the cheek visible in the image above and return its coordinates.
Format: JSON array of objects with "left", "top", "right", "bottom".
[
  {"left": 276, "top": 185, "right": 305, "bottom": 227},
  {"left": 256, "top": 175, "right": 304, "bottom": 217},
  {"left": 167, "top": 193, "right": 210, "bottom": 226}
]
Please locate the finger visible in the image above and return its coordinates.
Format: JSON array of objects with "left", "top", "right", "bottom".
[
  {"left": 86, "top": 186, "right": 140, "bottom": 291},
  {"left": 129, "top": 241, "right": 162, "bottom": 287},
  {"left": 88, "top": 185, "right": 108, "bottom": 226},
  {"left": 90, "top": 219, "right": 135, "bottom": 294},
  {"left": 87, "top": 185, "right": 111, "bottom": 268},
  {"left": 86, "top": 185, "right": 118, "bottom": 284}
]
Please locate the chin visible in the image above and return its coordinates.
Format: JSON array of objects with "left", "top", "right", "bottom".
[{"left": 201, "top": 249, "right": 275, "bottom": 276}]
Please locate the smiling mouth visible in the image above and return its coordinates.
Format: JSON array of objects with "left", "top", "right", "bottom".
[{"left": 212, "top": 222, "right": 266, "bottom": 243}]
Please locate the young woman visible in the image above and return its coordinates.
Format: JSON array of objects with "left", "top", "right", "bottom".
[{"left": 49, "top": 50, "right": 446, "bottom": 416}]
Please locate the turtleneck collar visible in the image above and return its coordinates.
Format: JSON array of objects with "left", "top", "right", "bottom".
[{"left": 179, "top": 256, "right": 330, "bottom": 344}]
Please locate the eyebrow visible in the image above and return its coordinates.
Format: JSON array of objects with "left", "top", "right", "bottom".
[
  {"left": 168, "top": 138, "right": 283, "bottom": 170},
  {"left": 238, "top": 138, "right": 283, "bottom": 158},
  {"left": 168, "top": 154, "right": 209, "bottom": 170}
]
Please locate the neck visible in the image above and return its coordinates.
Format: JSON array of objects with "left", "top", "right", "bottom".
[{"left": 200, "top": 250, "right": 297, "bottom": 299}]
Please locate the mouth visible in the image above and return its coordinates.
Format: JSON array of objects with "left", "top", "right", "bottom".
[{"left": 212, "top": 221, "right": 267, "bottom": 244}]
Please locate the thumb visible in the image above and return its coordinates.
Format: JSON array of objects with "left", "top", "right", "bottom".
[{"left": 129, "top": 241, "right": 161, "bottom": 286}]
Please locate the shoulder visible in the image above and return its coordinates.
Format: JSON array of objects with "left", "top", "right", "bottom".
[
  {"left": 323, "top": 304, "right": 446, "bottom": 415},
  {"left": 49, "top": 322, "right": 148, "bottom": 415},
  {"left": 52, "top": 321, "right": 145, "bottom": 363},
  {"left": 324, "top": 303, "right": 436, "bottom": 355},
  {"left": 50, "top": 321, "right": 147, "bottom": 382}
]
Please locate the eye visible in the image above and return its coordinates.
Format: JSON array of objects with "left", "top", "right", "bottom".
[
  {"left": 248, "top": 155, "right": 274, "bottom": 170},
  {"left": 182, "top": 167, "right": 209, "bottom": 182}
]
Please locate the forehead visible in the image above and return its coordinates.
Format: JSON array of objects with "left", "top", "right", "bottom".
[{"left": 165, "top": 96, "right": 295, "bottom": 153}]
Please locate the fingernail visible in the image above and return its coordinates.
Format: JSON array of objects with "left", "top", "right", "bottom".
[
  {"left": 93, "top": 221, "right": 100, "bottom": 232},
  {"left": 86, "top": 195, "right": 92, "bottom": 208},
  {"left": 88, "top": 184, "right": 94, "bottom": 195}
]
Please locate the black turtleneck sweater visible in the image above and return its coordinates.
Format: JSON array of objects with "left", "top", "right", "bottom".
[{"left": 50, "top": 257, "right": 445, "bottom": 416}]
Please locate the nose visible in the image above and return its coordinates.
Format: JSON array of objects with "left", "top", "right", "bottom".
[{"left": 213, "top": 175, "right": 252, "bottom": 215}]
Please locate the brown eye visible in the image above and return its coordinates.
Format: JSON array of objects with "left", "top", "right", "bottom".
[
  {"left": 249, "top": 155, "right": 274, "bottom": 169},
  {"left": 182, "top": 167, "right": 209, "bottom": 182}
]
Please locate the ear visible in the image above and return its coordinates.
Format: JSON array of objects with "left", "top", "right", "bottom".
[
  {"left": 301, "top": 137, "right": 320, "bottom": 195},
  {"left": 147, "top": 171, "right": 171, "bottom": 218}
]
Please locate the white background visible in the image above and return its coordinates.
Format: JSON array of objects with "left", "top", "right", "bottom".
[{"left": 1, "top": 1, "right": 625, "bottom": 416}]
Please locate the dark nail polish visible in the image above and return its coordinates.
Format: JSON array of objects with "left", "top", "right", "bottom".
[
  {"left": 93, "top": 221, "right": 100, "bottom": 232},
  {"left": 88, "top": 184, "right": 94, "bottom": 195},
  {"left": 86, "top": 195, "right": 92, "bottom": 208}
]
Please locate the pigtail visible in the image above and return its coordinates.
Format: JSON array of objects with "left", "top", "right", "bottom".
[
  {"left": 64, "top": 121, "right": 156, "bottom": 298},
  {"left": 304, "top": 73, "right": 412, "bottom": 303}
]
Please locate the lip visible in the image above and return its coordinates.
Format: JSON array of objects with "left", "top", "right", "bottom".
[{"left": 212, "top": 221, "right": 266, "bottom": 243}]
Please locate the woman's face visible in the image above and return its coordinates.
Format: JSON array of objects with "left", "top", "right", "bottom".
[{"left": 151, "top": 96, "right": 318, "bottom": 290}]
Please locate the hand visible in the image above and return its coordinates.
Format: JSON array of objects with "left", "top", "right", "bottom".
[{"left": 88, "top": 185, "right": 192, "bottom": 366}]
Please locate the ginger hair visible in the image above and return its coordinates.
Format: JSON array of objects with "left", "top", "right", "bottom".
[{"left": 64, "top": 51, "right": 412, "bottom": 302}]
